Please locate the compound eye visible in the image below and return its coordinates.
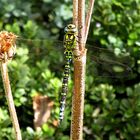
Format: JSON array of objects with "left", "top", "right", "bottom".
[{"left": 64, "top": 27, "right": 68, "bottom": 32}]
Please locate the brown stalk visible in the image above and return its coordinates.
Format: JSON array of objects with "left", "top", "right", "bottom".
[
  {"left": 71, "top": 0, "right": 86, "bottom": 140},
  {"left": 78, "top": 0, "right": 85, "bottom": 50},
  {"left": 71, "top": 0, "right": 95, "bottom": 140},
  {"left": 0, "top": 31, "right": 22, "bottom": 140},
  {"left": 73, "top": 0, "right": 78, "bottom": 26},
  {"left": 0, "top": 61, "right": 22, "bottom": 140},
  {"left": 85, "top": 0, "right": 95, "bottom": 43}
]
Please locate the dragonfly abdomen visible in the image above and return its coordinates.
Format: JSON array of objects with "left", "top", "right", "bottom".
[{"left": 59, "top": 59, "right": 71, "bottom": 123}]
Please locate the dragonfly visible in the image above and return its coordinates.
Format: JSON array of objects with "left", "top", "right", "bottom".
[{"left": 0, "top": 26, "right": 133, "bottom": 124}]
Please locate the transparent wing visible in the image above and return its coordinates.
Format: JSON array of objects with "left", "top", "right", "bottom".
[
  {"left": 16, "top": 37, "right": 64, "bottom": 70},
  {"left": 12, "top": 38, "right": 133, "bottom": 81},
  {"left": 86, "top": 44, "right": 133, "bottom": 81}
]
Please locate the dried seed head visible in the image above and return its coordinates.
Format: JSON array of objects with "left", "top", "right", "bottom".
[{"left": 0, "top": 31, "right": 17, "bottom": 61}]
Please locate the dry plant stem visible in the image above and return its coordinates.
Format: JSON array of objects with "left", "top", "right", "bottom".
[
  {"left": 73, "top": 0, "right": 78, "bottom": 26},
  {"left": 78, "top": 0, "right": 85, "bottom": 50},
  {"left": 71, "top": 50, "right": 87, "bottom": 140},
  {"left": 85, "top": 0, "right": 95, "bottom": 43},
  {"left": 71, "top": 0, "right": 86, "bottom": 140},
  {"left": 0, "top": 62, "right": 22, "bottom": 140}
]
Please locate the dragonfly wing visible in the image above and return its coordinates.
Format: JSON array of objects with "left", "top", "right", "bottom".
[
  {"left": 16, "top": 38, "right": 64, "bottom": 54},
  {"left": 15, "top": 38, "right": 133, "bottom": 80},
  {"left": 86, "top": 44, "right": 133, "bottom": 79},
  {"left": 16, "top": 38, "right": 64, "bottom": 65}
]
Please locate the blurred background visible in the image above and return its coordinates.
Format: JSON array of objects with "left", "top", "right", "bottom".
[{"left": 0, "top": 0, "right": 140, "bottom": 139}]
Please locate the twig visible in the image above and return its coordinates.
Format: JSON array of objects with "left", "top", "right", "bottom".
[
  {"left": 85, "top": 0, "right": 95, "bottom": 43},
  {"left": 0, "top": 31, "right": 22, "bottom": 140},
  {"left": 0, "top": 62, "right": 22, "bottom": 140},
  {"left": 73, "top": 0, "right": 78, "bottom": 26},
  {"left": 78, "top": 0, "right": 85, "bottom": 50}
]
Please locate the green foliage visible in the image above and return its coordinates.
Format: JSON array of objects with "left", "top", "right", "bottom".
[
  {"left": 0, "top": 0, "right": 139, "bottom": 139},
  {"left": 84, "top": 83, "right": 140, "bottom": 139},
  {"left": 0, "top": 108, "right": 15, "bottom": 140},
  {"left": 84, "top": 0, "right": 140, "bottom": 139}
]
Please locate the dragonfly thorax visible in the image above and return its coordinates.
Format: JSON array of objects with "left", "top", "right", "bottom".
[
  {"left": 64, "top": 34, "right": 76, "bottom": 49},
  {"left": 63, "top": 24, "right": 78, "bottom": 51}
]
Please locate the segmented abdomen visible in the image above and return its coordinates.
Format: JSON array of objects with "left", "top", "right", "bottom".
[{"left": 59, "top": 54, "right": 72, "bottom": 123}]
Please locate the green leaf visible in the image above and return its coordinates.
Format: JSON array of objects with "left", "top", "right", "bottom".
[
  {"left": 129, "top": 32, "right": 138, "bottom": 40},
  {"left": 112, "top": 66, "right": 125, "bottom": 73},
  {"left": 108, "top": 35, "right": 117, "bottom": 44},
  {"left": 109, "top": 133, "right": 119, "bottom": 140},
  {"left": 42, "top": 124, "right": 55, "bottom": 136}
]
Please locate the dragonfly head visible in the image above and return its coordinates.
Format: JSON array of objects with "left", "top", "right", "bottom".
[{"left": 64, "top": 24, "right": 78, "bottom": 34}]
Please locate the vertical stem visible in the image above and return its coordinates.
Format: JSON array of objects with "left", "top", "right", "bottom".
[
  {"left": 0, "top": 62, "right": 22, "bottom": 140},
  {"left": 73, "top": 0, "right": 78, "bottom": 26},
  {"left": 78, "top": 0, "right": 85, "bottom": 50},
  {"left": 71, "top": 50, "right": 87, "bottom": 140},
  {"left": 85, "top": 0, "right": 95, "bottom": 43},
  {"left": 71, "top": 1, "right": 86, "bottom": 140}
]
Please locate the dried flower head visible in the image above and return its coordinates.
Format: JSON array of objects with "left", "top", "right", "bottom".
[{"left": 0, "top": 31, "right": 17, "bottom": 61}]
